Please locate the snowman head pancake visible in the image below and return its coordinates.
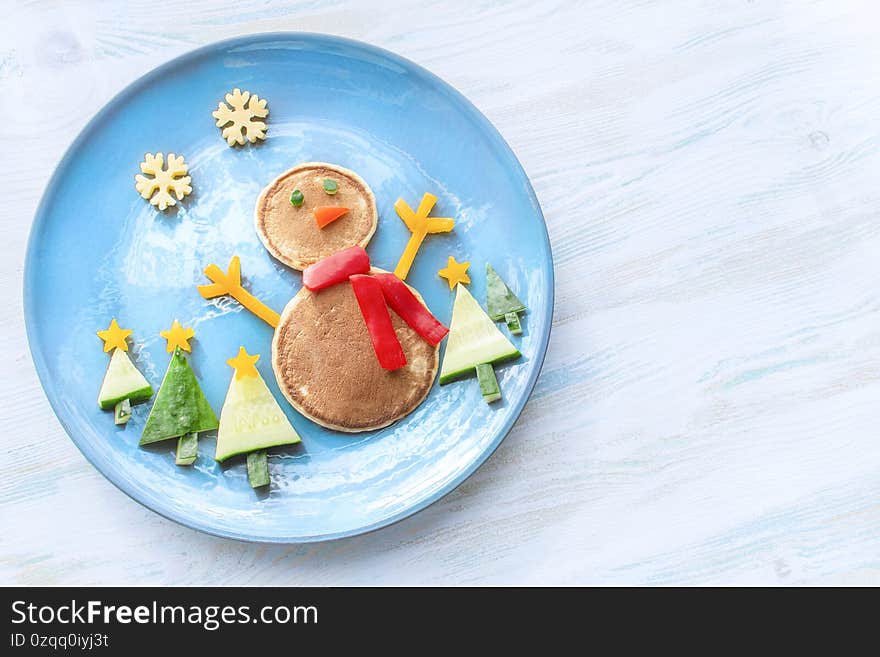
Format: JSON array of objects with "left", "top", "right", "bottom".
[{"left": 254, "top": 162, "right": 378, "bottom": 270}]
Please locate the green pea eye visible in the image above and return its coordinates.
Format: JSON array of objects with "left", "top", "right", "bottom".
[
  {"left": 290, "top": 189, "right": 304, "bottom": 206},
  {"left": 322, "top": 179, "right": 338, "bottom": 195}
]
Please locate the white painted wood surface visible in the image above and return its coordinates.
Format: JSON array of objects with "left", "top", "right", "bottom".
[{"left": 3, "top": 0, "right": 880, "bottom": 585}]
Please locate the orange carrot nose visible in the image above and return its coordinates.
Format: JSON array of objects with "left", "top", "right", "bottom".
[{"left": 313, "top": 206, "right": 350, "bottom": 228}]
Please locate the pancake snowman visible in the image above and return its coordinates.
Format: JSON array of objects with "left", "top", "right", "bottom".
[{"left": 201, "top": 162, "right": 446, "bottom": 432}]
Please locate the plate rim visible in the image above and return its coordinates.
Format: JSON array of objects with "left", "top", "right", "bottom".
[{"left": 23, "top": 31, "right": 555, "bottom": 543}]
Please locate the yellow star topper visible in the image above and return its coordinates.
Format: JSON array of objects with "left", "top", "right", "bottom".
[
  {"left": 96, "top": 318, "right": 133, "bottom": 352},
  {"left": 226, "top": 346, "right": 260, "bottom": 380},
  {"left": 438, "top": 256, "right": 471, "bottom": 289},
  {"left": 160, "top": 319, "right": 195, "bottom": 353}
]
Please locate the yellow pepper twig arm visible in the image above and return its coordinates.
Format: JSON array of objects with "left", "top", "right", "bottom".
[
  {"left": 425, "top": 217, "right": 455, "bottom": 233},
  {"left": 392, "top": 193, "right": 456, "bottom": 280},
  {"left": 228, "top": 254, "right": 241, "bottom": 281},
  {"left": 393, "top": 198, "right": 418, "bottom": 232},
  {"left": 415, "top": 193, "right": 437, "bottom": 219},
  {"left": 394, "top": 230, "right": 427, "bottom": 280},
  {"left": 197, "top": 282, "right": 227, "bottom": 298},
  {"left": 197, "top": 255, "right": 280, "bottom": 328}
]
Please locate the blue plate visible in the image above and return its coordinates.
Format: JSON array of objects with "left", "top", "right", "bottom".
[{"left": 24, "top": 33, "right": 553, "bottom": 542}]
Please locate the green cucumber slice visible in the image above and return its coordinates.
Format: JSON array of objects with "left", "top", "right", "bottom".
[
  {"left": 140, "top": 347, "right": 219, "bottom": 446},
  {"left": 114, "top": 398, "right": 132, "bottom": 425},
  {"left": 98, "top": 348, "right": 153, "bottom": 410},
  {"left": 476, "top": 363, "right": 501, "bottom": 403},
  {"left": 247, "top": 450, "right": 270, "bottom": 488},
  {"left": 215, "top": 369, "right": 301, "bottom": 462},
  {"left": 486, "top": 263, "right": 526, "bottom": 321},
  {"left": 439, "top": 285, "right": 520, "bottom": 384},
  {"left": 505, "top": 312, "right": 522, "bottom": 335},
  {"left": 175, "top": 432, "right": 198, "bottom": 466}
]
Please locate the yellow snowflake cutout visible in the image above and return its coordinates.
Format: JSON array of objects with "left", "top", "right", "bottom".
[
  {"left": 212, "top": 88, "right": 268, "bottom": 146},
  {"left": 134, "top": 153, "right": 192, "bottom": 211}
]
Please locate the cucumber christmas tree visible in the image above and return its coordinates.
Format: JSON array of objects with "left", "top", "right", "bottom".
[
  {"left": 96, "top": 319, "right": 153, "bottom": 424},
  {"left": 439, "top": 284, "right": 520, "bottom": 403},
  {"left": 139, "top": 320, "right": 219, "bottom": 466},
  {"left": 215, "top": 346, "right": 302, "bottom": 488},
  {"left": 486, "top": 263, "right": 526, "bottom": 335}
]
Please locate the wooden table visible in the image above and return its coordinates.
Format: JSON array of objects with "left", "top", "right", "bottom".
[{"left": 3, "top": 0, "right": 879, "bottom": 585}]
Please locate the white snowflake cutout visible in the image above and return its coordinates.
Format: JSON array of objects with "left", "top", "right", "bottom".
[
  {"left": 212, "top": 88, "right": 268, "bottom": 146},
  {"left": 134, "top": 153, "right": 192, "bottom": 211}
]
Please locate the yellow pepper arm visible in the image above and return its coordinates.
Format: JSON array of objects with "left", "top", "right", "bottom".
[
  {"left": 414, "top": 192, "right": 437, "bottom": 218},
  {"left": 237, "top": 291, "right": 280, "bottom": 328},
  {"left": 394, "top": 198, "right": 418, "bottom": 232},
  {"left": 392, "top": 193, "right": 455, "bottom": 280},
  {"left": 394, "top": 230, "right": 427, "bottom": 280},
  {"left": 425, "top": 217, "right": 455, "bottom": 233},
  {"left": 197, "top": 282, "right": 228, "bottom": 299},
  {"left": 199, "top": 261, "right": 235, "bottom": 295},
  {"left": 197, "top": 256, "right": 280, "bottom": 328},
  {"left": 227, "top": 253, "right": 241, "bottom": 281}
]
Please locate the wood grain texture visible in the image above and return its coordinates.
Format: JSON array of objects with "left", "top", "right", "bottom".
[{"left": 3, "top": 0, "right": 880, "bottom": 585}]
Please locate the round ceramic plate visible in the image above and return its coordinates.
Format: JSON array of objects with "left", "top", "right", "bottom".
[{"left": 25, "top": 33, "right": 553, "bottom": 542}]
